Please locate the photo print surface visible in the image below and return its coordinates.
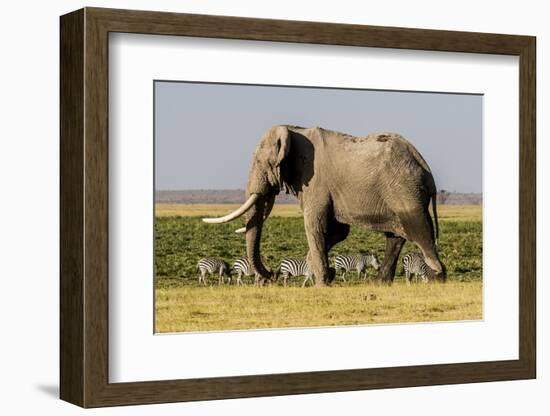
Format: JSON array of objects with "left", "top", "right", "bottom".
[{"left": 154, "top": 81, "right": 482, "bottom": 333}]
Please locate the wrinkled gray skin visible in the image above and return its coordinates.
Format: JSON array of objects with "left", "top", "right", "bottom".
[{"left": 213, "top": 125, "right": 446, "bottom": 286}]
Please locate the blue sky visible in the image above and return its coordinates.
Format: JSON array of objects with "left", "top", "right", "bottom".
[{"left": 155, "top": 81, "right": 482, "bottom": 193}]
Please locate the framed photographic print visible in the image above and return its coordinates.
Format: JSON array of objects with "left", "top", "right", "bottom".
[{"left": 60, "top": 7, "right": 536, "bottom": 408}]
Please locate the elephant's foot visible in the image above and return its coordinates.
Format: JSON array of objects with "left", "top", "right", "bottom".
[
  {"left": 315, "top": 279, "right": 329, "bottom": 287},
  {"left": 314, "top": 268, "right": 335, "bottom": 287},
  {"left": 433, "top": 270, "right": 447, "bottom": 283},
  {"left": 327, "top": 267, "right": 336, "bottom": 283},
  {"left": 375, "top": 269, "right": 395, "bottom": 285},
  {"left": 258, "top": 277, "right": 275, "bottom": 286},
  {"left": 379, "top": 278, "right": 393, "bottom": 286}
]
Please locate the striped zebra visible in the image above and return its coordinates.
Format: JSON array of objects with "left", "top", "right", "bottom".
[
  {"left": 197, "top": 258, "right": 231, "bottom": 285},
  {"left": 276, "top": 258, "right": 313, "bottom": 287},
  {"left": 334, "top": 253, "right": 380, "bottom": 281},
  {"left": 402, "top": 252, "right": 432, "bottom": 284},
  {"left": 232, "top": 257, "right": 260, "bottom": 286}
]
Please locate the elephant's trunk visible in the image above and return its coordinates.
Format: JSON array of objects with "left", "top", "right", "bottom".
[
  {"left": 245, "top": 194, "right": 273, "bottom": 281},
  {"left": 263, "top": 194, "right": 275, "bottom": 219}
]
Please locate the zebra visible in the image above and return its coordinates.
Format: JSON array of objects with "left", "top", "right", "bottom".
[
  {"left": 402, "top": 252, "right": 432, "bottom": 284},
  {"left": 334, "top": 253, "right": 380, "bottom": 281},
  {"left": 197, "top": 258, "right": 231, "bottom": 285},
  {"left": 276, "top": 258, "right": 313, "bottom": 287},
  {"left": 232, "top": 257, "right": 260, "bottom": 286}
]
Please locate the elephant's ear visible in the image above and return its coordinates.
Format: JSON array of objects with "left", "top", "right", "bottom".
[
  {"left": 272, "top": 126, "right": 291, "bottom": 191},
  {"left": 275, "top": 127, "right": 291, "bottom": 166}
]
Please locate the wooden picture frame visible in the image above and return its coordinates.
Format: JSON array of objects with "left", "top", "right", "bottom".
[{"left": 60, "top": 7, "right": 536, "bottom": 408}]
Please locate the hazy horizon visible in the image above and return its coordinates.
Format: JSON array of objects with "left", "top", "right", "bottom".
[
  {"left": 154, "top": 189, "right": 483, "bottom": 207},
  {"left": 155, "top": 81, "right": 483, "bottom": 193},
  {"left": 155, "top": 188, "right": 482, "bottom": 192}
]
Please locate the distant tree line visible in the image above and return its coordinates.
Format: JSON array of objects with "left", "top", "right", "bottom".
[{"left": 437, "top": 190, "right": 450, "bottom": 205}]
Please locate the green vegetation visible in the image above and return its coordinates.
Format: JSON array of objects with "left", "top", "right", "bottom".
[{"left": 155, "top": 217, "right": 482, "bottom": 286}]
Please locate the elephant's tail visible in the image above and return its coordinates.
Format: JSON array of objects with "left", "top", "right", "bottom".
[{"left": 431, "top": 193, "right": 440, "bottom": 248}]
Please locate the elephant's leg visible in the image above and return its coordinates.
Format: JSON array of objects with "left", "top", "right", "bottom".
[
  {"left": 401, "top": 212, "right": 446, "bottom": 280},
  {"left": 304, "top": 216, "right": 331, "bottom": 287},
  {"left": 426, "top": 243, "right": 445, "bottom": 278},
  {"left": 417, "top": 242, "right": 445, "bottom": 281},
  {"left": 377, "top": 233, "right": 406, "bottom": 283},
  {"left": 307, "top": 272, "right": 315, "bottom": 286}
]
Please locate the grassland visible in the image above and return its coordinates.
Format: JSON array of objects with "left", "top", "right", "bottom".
[
  {"left": 156, "top": 282, "right": 482, "bottom": 332},
  {"left": 155, "top": 204, "right": 482, "bottom": 332}
]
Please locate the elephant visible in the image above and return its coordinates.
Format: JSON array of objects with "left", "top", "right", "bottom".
[{"left": 203, "top": 125, "right": 446, "bottom": 286}]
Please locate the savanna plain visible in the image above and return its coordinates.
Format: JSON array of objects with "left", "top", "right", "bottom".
[{"left": 155, "top": 204, "right": 482, "bottom": 333}]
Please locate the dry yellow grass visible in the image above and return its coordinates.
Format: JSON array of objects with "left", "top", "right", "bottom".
[
  {"left": 155, "top": 281, "right": 482, "bottom": 333},
  {"left": 155, "top": 203, "right": 481, "bottom": 221},
  {"left": 437, "top": 205, "right": 482, "bottom": 222}
]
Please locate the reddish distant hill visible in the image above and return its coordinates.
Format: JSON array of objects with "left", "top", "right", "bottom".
[{"left": 155, "top": 190, "right": 481, "bottom": 205}]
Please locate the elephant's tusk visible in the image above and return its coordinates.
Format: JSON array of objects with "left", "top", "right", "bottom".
[
  {"left": 203, "top": 194, "right": 259, "bottom": 224},
  {"left": 234, "top": 197, "right": 274, "bottom": 233}
]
